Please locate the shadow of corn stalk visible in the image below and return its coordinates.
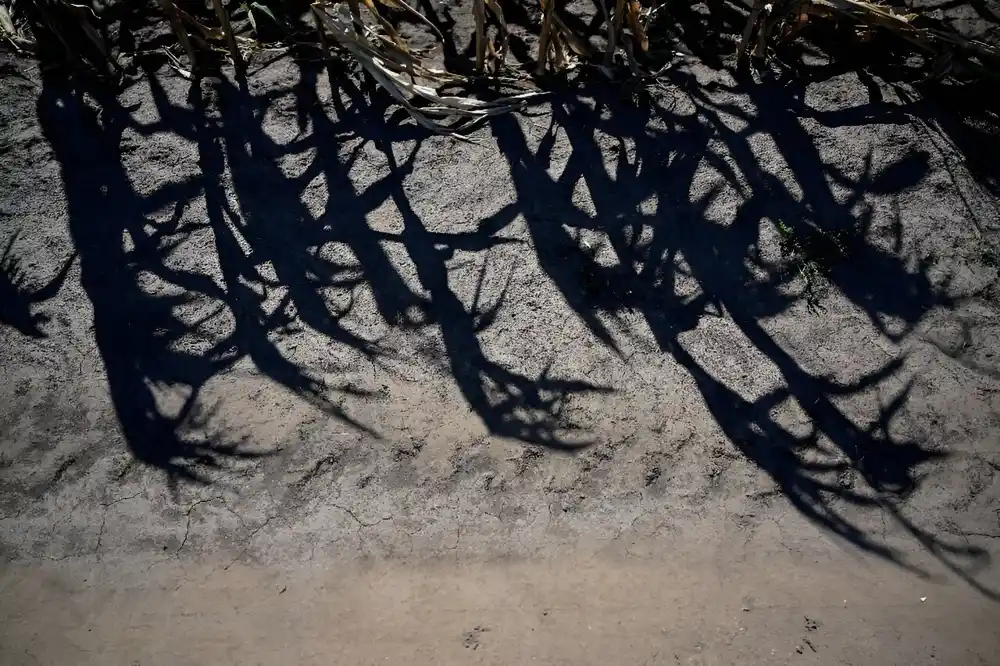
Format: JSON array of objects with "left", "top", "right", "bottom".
[{"left": 0, "top": 232, "right": 75, "bottom": 338}]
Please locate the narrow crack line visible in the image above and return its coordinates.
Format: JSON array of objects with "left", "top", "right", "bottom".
[
  {"left": 100, "top": 491, "right": 144, "bottom": 509},
  {"left": 176, "top": 496, "right": 225, "bottom": 555},
  {"left": 964, "top": 531, "right": 1000, "bottom": 540},
  {"left": 94, "top": 512, "right": 109, "bottom": 556},
  {"left": 222, "top": 514, "right": 281, "bottom": 571},
  {"left": 390, "top": 515, "right": 416, "bottom": 557},
  {"left": 46, "top": 496, "right": 89, "bottom": 540},
  {"left": 330, "top": 501, "right": 390, "bottom": 528},
  {"left": 214, "top": 503, "right": 248, "bottom": 531},
  {"left": 222, "top": 507, "right": 278, "bottom": 571},
  {"left": 448, "top": 523, "right": 463, "bottom": 562},
  {"left": 246, "top": 514, "right": 277, "bottom": 541},
  {"left": 94, "top": 491, "right": 144, "bottom": 556}
]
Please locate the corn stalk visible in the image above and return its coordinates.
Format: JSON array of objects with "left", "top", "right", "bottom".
[
  {"left": 211, "top": 0, "right": 244, "bottom": 72},
  {"left": 485, "top": 0, "right": 509, "bottom": 70},
  {"left": 606, "top": 0, "right": 624, "bottom": 65},
  {"left": 738, "top": 0, "right": 1000, "bottom": 76},
  {"left": 158, "top": 0, "right": 198, "bottom": 72},
  {"left": 472, "top": 0, "right": 511, "bottom": 73},
  {"left": 536, "top": 0, "right": 554, "bottom": 73},
  {"left": 475, "top": 0, "right": 486, "bottom": 71},
  {"left": 537, "top": 0, "right": 594, "bottom": 73},
  {"left": 601, "top": 0, "right": 647, "bottom": 71}
]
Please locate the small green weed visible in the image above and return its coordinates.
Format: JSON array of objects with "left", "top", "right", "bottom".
[{"left": 774, "top": 219, "right": 856, "bottom": 312}]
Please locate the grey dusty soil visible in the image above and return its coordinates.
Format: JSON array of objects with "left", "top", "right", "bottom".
[{"left": 3, "top": 1, "right": 1000, "bottom": 662}]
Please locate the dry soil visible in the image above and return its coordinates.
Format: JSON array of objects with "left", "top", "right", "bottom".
[{"left": 2, "top": 2, "right": 1000, "bottom": 663}]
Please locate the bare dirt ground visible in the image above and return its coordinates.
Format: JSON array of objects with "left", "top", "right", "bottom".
[{"left": 3, "top": 1, "right": 1000, "bottom": 662}]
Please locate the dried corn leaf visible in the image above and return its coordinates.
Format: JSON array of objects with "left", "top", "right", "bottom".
[
  {"left": 802, "top": 0, "right": 999, "bottom": 63},
  {"left": 0, "top": 4, "right": 12, "bottom": 34},
  {"left": 159, "top": 0, "right": 198, "bottom": 68},
  {"left": 360, "top": 0, "right": 408, "bottom": 50},
  {"left": 553, "top": 12, "right": 591, "bottom": 58},
  {"left": 536, "top": 0, "right": 583, "bottom": 72},
  {"left": 172, "top": 4, "right": 225, "bottom": 41},
  {"left": 0, "top": 3, "right": 33, "bottom": 52},
  {"left": 626, "top": 0, "right": 647, "bottom": 52},
  {"left": 161, "top": 44, "right": 194, "bottom": 78},
  {"left": 313, "top": 2, "right": 542, "bottom": 137},
  {"left": 737, "top": 0, "right": 999, "bottom": 79},
  {"left": 551, "top": 25, "right": 568, "bottom": 70},
  {"left": 485, "top": 0, "right": 509, "bottom": 65}
]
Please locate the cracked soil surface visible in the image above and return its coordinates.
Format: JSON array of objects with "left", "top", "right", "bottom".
[{"left": 3, "top": 2, "right": 1000, "bottom": 661}]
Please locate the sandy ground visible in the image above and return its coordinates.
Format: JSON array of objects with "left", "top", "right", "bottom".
[
  {"left": 4, "top": 548, "right": 1000, "bottom": 665},
  {"left": 3, "top": 1, "right": 1000, "bottom": 662}
]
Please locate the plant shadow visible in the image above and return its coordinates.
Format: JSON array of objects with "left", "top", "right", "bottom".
[
  {"left": 0, "top": 232, "right": 75, "bottom": 338},
  {"left": 481, "top": 62, "right": 998, "bottom": 597},
  {"left": 19, "top": 5, "right": 1000, "bottom": 596},
  {"left": 32, "top": 53, "right": 607, "bottom": 488}
]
